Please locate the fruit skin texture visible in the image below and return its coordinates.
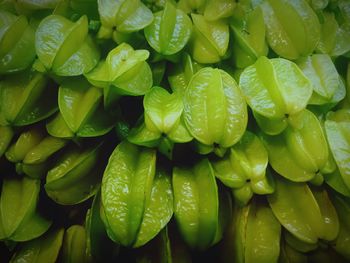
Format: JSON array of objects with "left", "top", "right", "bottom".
[{"left": 184, "top": 67, "right": 247, "bottom": 154}]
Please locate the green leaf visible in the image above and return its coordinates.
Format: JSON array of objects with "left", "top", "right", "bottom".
[
  {"left": 173, "top": 159, "right": 218, "bottom": 250},
  {"left": 184, "top": 67, "right": 247, "bottom": 149},
  {"left": 144, "top": 2, "right": 192, "bottom": 55}
]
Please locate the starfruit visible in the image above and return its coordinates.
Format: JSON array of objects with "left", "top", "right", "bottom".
[
  {"left": 0, "top": 10, "right": 36, "bottom": 73},
  {"left": 190, "top": 14, "right": 229, "bottom": 64},
  {"left": 177, "top": 0, "right": 206, "bottom": 14},
  {"left": 298, "top": 54, "right": 345, "bottom": 107},
  {"left": 101, "top": 141, "right": 173, "bottom": 247},
  {"left": 0, "top": 71, "right": 57, "bottom": 127},
  {"left": 261, "top": 109, "right": 329, "bottom": 182},
  {"left": 128, "top": 86, "right": 192, "bottom": 158},
  {"left": 317, "top": 11, "right": 350, "bottom": 57},
  {"left": 168, "top": 53, "right": 202, "bottom": 94},
  {"left": 202, "top": 0, "right": 236, "bottom": 21},
  {"left": 144, "top": 2, "right": 192, "bottom": 56},
  {"left": 268, "top": 176, "right": 339, "bottom": 245},
  {"left": 85, "top": 43, "right": 153, "bottom": 107},
  {"left": 0, "top": 177, "right": 51, "bottom": 242},
  {"left": 97, "top": 0, "right": 153, "bottom": 39},
  {"left": 5, "top": 126, "right": 67, "bottom": 178},
  {"left": 134, "top": 227, "right": 192, "bottom": 263},
  {"left": 279, "top": 239, "right": 308, "bottom": 263},
  {"left": 329, "top": 193, "right": 350, "bottom": 260},
  {"left": 85, "top": 191, "right": 119, "bottom": 262},
  {"left": 61, "top": 225, "right": 89, "bottom": 263},
  {"left": 324, "top": 109, "right": 350, "bottom": 191},
  {"left": 222, "top": 198, "right": 281, "bottom": 263},
  {"left": 173, "top": 159, "right": 231, "bottom": 250},
  {"left": 9, "top": 228, "right": 64, "bottom": 263},
  {"left": 47, "top": 77, "right": 117, "bottom": 138},
  {"left": 45, "top": 142, "right": 104, "bottom": 205},
  {"left": 240, "top": 56, "right": 313, "bottom": 135},
  {"left": 257, "top": 0, "right": 320, "bottom": 60},
  {"left": 211, "top": 131, "right": 274, "bottom": 205},
  {"left": 230, "top": 4, "right": 268, "bottom": 68},
  {"left": 0, "top": 126, "right": 13, "bottom": 158},
  {"left": 183, "top": 67, "right": 247, "bottom": 156},
  {"left": 35, "top": 14, "right": 100, "bottom": 76}
]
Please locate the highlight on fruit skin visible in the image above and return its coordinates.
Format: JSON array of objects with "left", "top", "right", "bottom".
[{"left": 0, "top": 0, "right": 349, "bottom": 262}]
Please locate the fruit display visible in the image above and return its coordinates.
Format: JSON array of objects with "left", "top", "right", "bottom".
[{"left": 0, "top": 0, "right": 349, "bottom": 262}]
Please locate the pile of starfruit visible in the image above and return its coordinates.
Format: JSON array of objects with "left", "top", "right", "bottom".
[{"left": 1, "top": 0, "right": 350, "bottom": 262}]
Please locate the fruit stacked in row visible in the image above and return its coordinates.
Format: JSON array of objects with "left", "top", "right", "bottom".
[{"left": 0, "top": 0, "right": 349, "bottom": 262}]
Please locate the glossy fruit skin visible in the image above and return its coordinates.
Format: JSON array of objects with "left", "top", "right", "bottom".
[{"left": 184, "top": 67, "right": 247, "bottom": 155}]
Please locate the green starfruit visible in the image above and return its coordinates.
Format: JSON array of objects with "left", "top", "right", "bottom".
[
  {"left": 324, "top": 109, "right": 350, "bottom": 190},
  {"left": 230, "top": 4, "right": 268, "bottom": 68},
  {"left": 85, "top": 43, "right": 153, "bottom": 107},
  {"left": 97, "top": 0, "right": 153, "bottom": 37},
  {"left": 144, "top": 2, "right": 192, "bottom": 56},
  {"left": 298, "top": 54, "right": 345, "bottom": 106},
  {"left": 222, "top": 198, "right": 281, "bottom": 263},
  {"left": 261, "top": 109, "right": 329, "bottom": 182},
  {"left": 5, "top": 126, "right": 67, "bottom": 178},
  {"left": 45, "top": 142, "right": 104, "bottom": 205},
  {"left": 61, "top": 225, "right": 89, "bottom": 263},
  {"left": 239, "top": 56, "right": 313, "bottom": 135},
  {"left": 211, "top": 131, "right": 274, "bottom": 205},
  {"left": 0, "top": 10, "right": 36, "bottom": 73},
  {"left": 128, "top": 86, "right": 192, "bottom": 158},
  {"left": 35, "top": 14, "right": 100, "bottom": 76},
  {"left": 184, "top": 67, "right": 247, "bottom": 156},
  {"left": 0, "top": 71, "right": 57, "bottom": 127},
  {"left": 101, "top": 141, "right": 173, "bottom": 247},
  {"left": 9, "top": 228, "right": 64, "bottom": 263},
  {"left": 258, "top": 0, "right": 320, "bottom": 59},
  {"left": 173, "top": 159, "right": 230, "bottom": 250},
  {"left": 0, "top": 177, "right": 51, "bottom": 242},
  {"left": 190, "top": 14, "right": 229, "bottom": 63}
]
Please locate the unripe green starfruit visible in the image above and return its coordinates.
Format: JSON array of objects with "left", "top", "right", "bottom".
[
  {"left": 128, "top": 86, "right": 192, "bottom": 159},
  {"left": 230, "top": 4, "right": 268, "bottom": 68},
  {"left": 97, "top": 0, "right": 153, "bottom": 38},
  {"left": 5, "top": 126, "right": 67, "bottom": 178},
  {"left": 85, "top": 43, "right": 153, "bottom": 107},
  {"left": 298, "top": 54, "right": 345, "bottom": 106},
  {"left": 0, "top": 176, "right": 51, "bottom": 242},
  {"left": 45, "top": 142, "right": 104, "bottom": 205},
  {"left": 173, "top": 159, "right": 231, "bottom": 250},
  {"left": 222, "top": 198, "right": 281, "bottom": 263},
  {"left": 211, "top": 131, "right": 274, "bottom": 205},
  {"left": 144, "top": 2, "right": 192, "bottom": 56},
  {"left": 324, "top": 109, "right": 350, "bottom": 190},
  {"left": 0, "top": 71, "right": 57, "bottom": 127},
  {"left": 0, "top": 126, "right": 13, "bottom": 158},
  {"left": 61, "top": 225, "right": 89, "bottom": 263},
  {"left": 258, "top": 0, "right": 320, "bottom": 59},
  {"left": 184, "top": 67, "right": 247, "bottom": 156},
  {"left": 0, "top": 10, "right": 36, "bottom": 73},
  {"left": 190, "top": 14, "right": 229, "bottom": 64},
  {"left": 268, "top": 176, "right": 339, "bottom": 245},
  {"left": 101, "top": 141, "right": 173, "bottom": 247},
  {"left": 35, "top": 14, "right": 100, "bottom": 76},
  {"left": 47, "top": 77, "right": 117, "bottom": 138},
  {"left": 261, "top": 109, "right": 329, "bottom": 182},
  {"left": 239, "top": 56, "right": 313, "bottom": 135},
  {"left": 9, "top": 228, "right": 64, "bottom": 263}
]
